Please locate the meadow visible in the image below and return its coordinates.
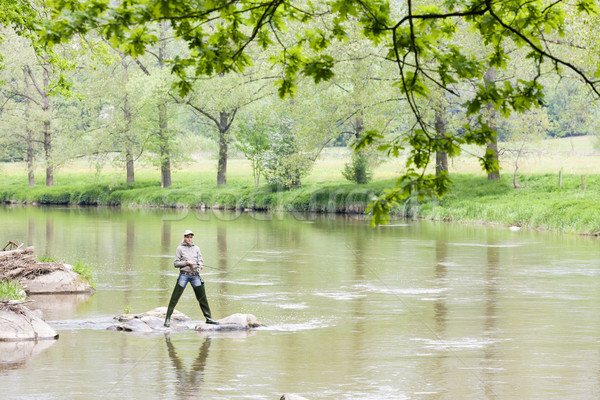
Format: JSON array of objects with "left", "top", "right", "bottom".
[{"left": 1, "top": 136, "right": 599, "bottom": 234}]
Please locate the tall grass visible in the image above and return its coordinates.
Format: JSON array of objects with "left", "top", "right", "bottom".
[
  {"left": 72, "top": 260, "right": 97, "bottom": 289},
  {"left": 0, "top": 280, "right": 26, "bottom": 301}
]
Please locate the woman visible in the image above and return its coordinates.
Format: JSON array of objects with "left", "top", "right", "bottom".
[{"left": 164, "top": 229, "right": 219, "bottom": 327}]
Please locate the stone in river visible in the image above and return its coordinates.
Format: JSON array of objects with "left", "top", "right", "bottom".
[
  {"left": 195, "top": 313, "right": 264, "bottom": 332},
  {"left": 0, "top": 301, "right": 59, "bottom": 341},
  {"left": 0, "top": 247, "right": 94, "bottom": 294},
  {"left": 280, "top": 395, "right": 310, "bottom": 400},
  {"left": 109, "top": 307, "right": 190, "bottom": 332}
]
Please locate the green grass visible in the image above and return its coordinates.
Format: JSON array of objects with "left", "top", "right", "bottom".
[
  {"left": 71, "top": 260, "right": 97, "bottom": 289},
  {"left": 2, "top": 168, "right": 599, "bottom": 233},
  {"left": 419, "top": 174, "right": 600, "bottom": 234},
  {"left": 2, "top": 137, "right": 600, "bottom": 234},
  {"left": 37, "top": 254, "right": 59, "bottom": 262},
  {"left": 34, "top": 253, "right": 97, "bottom": 288},
  {"left": 0, "top": 280, "right": 26, "bottom": 301}
]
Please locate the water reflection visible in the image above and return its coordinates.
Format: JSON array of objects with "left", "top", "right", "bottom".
[
  {"left": 159, "top": 219, "right": 172, "bottom": 299},
  {"left": 433, "top": 235, "right": 449, "bottom": 396},
  {"left": 0, "top": 340, "right": 56, "bottom": 372},
  {"left": 165, "top": 336, "right": 211, "bottom": 399},
  {"left": 126, "top": 219, "right": 135, "bottom": 268},
  {"left": 45, "top": 216, "right": 54, "bottom": 255},
  {"left": 3, "top": 207, "right": 600, "bottom": 399},
  {"left": 483, "top": 244, "right": 500, "bottom": 399},
  {"left": 27, "top": 216, "right": 35, "bottom": 247},
  {"left": 216, "top": 225, "right": 231, "bottom": 317},
  {"left": 434, "top": 236, "right": 448, "bottom": 332},
  {"left": 28, "top": 293, "right": 94, "bottom": 320}
]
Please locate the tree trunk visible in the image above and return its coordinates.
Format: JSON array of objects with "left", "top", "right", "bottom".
[
  {"left": 126, "top": 150, "right": 135, "bottom": 184},
  {"left": 158, "top": 24, "right": 171, "bottom": 189},
  {"left": 355, "top": 114, "right": 364, "bottom": 139},
  {"left": 23, "top": 67, "right": 35, "bottom": 186},
  {"left": 484, "top": 67, "right": 500, "bottom": 180},
  {"left": 121, "top": 54, "right": 135, "bottom": 184},
  {"left": 217, "top": 111, "right": 229, "bottom": 187},
  {"left": 27, "top": 135, "right": 35, "bottom": 187},
  {"left": 41, "top": 66, "right": 53, "bottom": 187},
  {"left": 158, "top": 102, "right": 172, "bottom": 188},
  {"left": 124, "top": 93, "right": 135, "bottom": 184},
  {"left": 44, "top": 119, "right": 53, "bottom": 187},
  {"left": 434, "top": 100, "right": 448, "bottom": 176}
]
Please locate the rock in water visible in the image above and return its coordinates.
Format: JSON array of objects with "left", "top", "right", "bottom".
[
  {"left": 109, "top": 307, "right": 190, "bottom": 332},
  {"left": 0, "top": 301, "right": 59, "bottom": 341},
  {"left": 280, "top": 395, "right": 310, "bottom": 400},
  {"left": 195, "top": 313, "right": 264, "bottom": 332},
  {"left": 23, "top": 266, "right": 94, "bottom": 294},
  {"left": 0, "top": 247, "right": 94, "bottom": 294}
]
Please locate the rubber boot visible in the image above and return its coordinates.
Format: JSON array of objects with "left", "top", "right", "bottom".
[
  {"left": 164, "top": 283, "right": 185, "bottom": 327},
  {"left": 192, "top": 284, "right": 218, "bottom": 324}
]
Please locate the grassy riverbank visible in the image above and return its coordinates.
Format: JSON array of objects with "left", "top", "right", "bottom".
[
  {"left": 420, "top": 174, "right": 600, "bottom": 235},
  {"left": 1, "top": 168, "right": 599, "bottom": 234},
  {"left": 1, "top": 136, "right": 600, "bottom": 234}
]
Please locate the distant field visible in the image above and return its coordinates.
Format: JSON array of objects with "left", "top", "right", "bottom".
[
  {"left": 316, "top": 135, "right": 600, "bottom": 180},
  {"left": 1, "top": 136, "right": 599, "bottom": 185}
]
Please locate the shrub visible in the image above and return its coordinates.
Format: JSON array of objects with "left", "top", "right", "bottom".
[{"left": 342, "top": 151, "right": 373, "bottom": 184}]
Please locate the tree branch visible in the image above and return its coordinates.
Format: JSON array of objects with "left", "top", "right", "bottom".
[{"left": 485, "top": 0, "right": 600, "bottom": 97}]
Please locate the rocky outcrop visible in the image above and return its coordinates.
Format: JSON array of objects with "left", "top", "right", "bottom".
[
  {"left": 0, "top": 301, "right": 59, "bottom": 341},
  {"left": 23, "top": 264, "right": 94, "bottom": 294},
  {"left": 0, "top": 247, "right": 94, "bottom": 294},
  {"left": 108, "top": 307, "right": 190, "bottom": 332},
  {"left": 195, "top": 313, "right": 264, "bottom": 332}
]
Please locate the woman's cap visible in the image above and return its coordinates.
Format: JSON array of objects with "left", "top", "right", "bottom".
[{"left": 183, "top": 230, "right": 194, "bottom": 236}]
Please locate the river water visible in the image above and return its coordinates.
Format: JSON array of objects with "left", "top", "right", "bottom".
[{"left": 1, "top": 205, "right": 599, "bottom": 399}]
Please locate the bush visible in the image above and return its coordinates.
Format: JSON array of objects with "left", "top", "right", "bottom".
[{"left": 342, "top": 151, "right": 373, "bottom": 184}]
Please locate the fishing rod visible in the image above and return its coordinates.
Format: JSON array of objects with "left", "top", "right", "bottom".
[{"left": 202, "top": 264, "right": 229, "bottom": 273}]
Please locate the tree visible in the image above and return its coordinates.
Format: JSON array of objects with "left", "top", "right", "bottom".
[
  {"left": 501, "top": 106, "right": 552, "bottom": 188},
  {"left": 262, "top": 120, "right": 312, "bottom": 189},
  {"left": 176, "top": 65, "right": 273, "bottom": 187},
  {"left": 43, "top": 0, "right": 600, "bottom": 223},
  {"left": 67, "top": 43, "right": 153, "bottom": 184},
  {"left": 0, "top": 26, "right": 76, "bottom": 187},
  {"left": 0, "top": 0, "right": 36, "bottom": 44},
  {"left": 235, "top": 119, "right": 270, "bottom": 188}
]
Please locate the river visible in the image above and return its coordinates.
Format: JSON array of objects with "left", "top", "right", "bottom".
[{"left": 1, "top": 205, "right": 599, "bottom": 399}]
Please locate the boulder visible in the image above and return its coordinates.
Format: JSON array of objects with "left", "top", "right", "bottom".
[
  {"left": 195, "top": 313, "right": 264, "bottom": 332},
  {"left": 0, "top": 247, "right": 94, "bottom": 294},
  {"left": 108, "top": 307, "right": 190, "bottom": 332},
  {"left": 0, "top": 301, "right": 59, "bottom": 341},
  {"left": 23, "top": 265, "right": 94, "bottom": 294},
  {"left": 280, "top": 395, "right": 310, "bottom": 400}
]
